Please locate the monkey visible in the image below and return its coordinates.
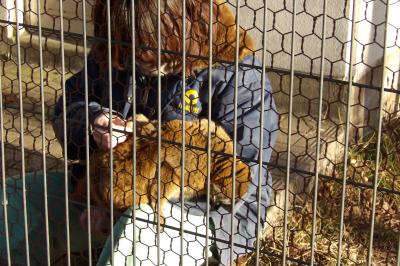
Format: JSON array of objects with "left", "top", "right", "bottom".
[{"left": 74, "top": 114, "right": 251, "bottom": 230}]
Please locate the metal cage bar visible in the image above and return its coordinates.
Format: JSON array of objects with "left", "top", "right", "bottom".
[
  {"left": 336, "top": 0, "right": 358, "bottom": 263},
  {"left": 82, "top": 0, "right": 92, "bottom": 264},
  {"left": 230, "top": 0, "right": 241, "bottom": 264},
  {"left": 0, "top": 62, "right": 11, "bottom": 266},
  {"left": 367, "top": 2, "right": 390, "bottom": 264},
  {"left": 205, "top": 0, "right": 213, "bottom": 265},
  {"left": 255, "top": 0, "right": 268, "bottom": 265},
  {"left": 282, "top": 0, "right": 297, "bottom": 263},
  {"left": 105, "top": 0, "right": 114, "bottom": 264},
  {"left": 310, "top": 0, "right": 327, "bottom": 264},
  {"left": 14, "top": 1, "right": 30, "bottom": 264},
  {"left": 37, "top": 0, "right": 51, "bottom": 264},
  {"left": 58, "top": 0, "right": 72, "bottom": 264},
  {"left": 130, "top": 0, "right": 137, "bottom": 264},
  {"left": 157, "top": 0, "right": 162, "bottom": 263},
  {"left": 180, "top": 0, "right": 187, "bottom": 264}
]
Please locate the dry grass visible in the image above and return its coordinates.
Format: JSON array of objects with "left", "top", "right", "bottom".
[{"left": 244, "top": 117, "right": 400, "bottom": 265}]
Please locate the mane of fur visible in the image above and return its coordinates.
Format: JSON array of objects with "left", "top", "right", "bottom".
[
  {"left": 190, "top": 0, "right": 255, "bottom": 73},
  {"left": 73, "top": 117, "right": 251, "bottom": 223}
]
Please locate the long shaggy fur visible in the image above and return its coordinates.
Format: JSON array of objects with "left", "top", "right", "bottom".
[{"left": 74, "top": 115, "right": 251, "bottom": 227}]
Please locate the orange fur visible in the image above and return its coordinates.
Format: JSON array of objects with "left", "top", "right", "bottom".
[
  {"left": 190, "top": 0, "right": 255, "bottom": 73},
  {"left": 75, "top": 115, "right": 251, "bottom": 228}
]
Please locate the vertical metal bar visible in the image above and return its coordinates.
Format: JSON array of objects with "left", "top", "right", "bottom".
[
  {"left": 157, "top": 0, "right": 162, "bottom": 263},
  {"left": 366, "top": 2, "right": 390, "bottom": 264},
  {"left": 82, "top": 0, "right": 92, "bottom": 264},
  {"left": 397, "top": 235, "right": 400, "bottom": 266},
  {"left": 282, "top": 0, "right": 296, "bottom": 264},
  {"left": 0, "top": 62, "right": 11, "bottom": 266},
  {"left": 105, "top": 0, "right": 114, "bottom": 264},
  {"left": 230, "top": 0, "right": 241, "bottom": 264},
  {"left": 336, "top": 0, "right": 357, "bottom": 264},
  {"left": 180, "top": 0, "right": 186, "bottom": 265},
  {"left": 130, "top": 0, "right": 137, "bottom": 264},
  {"left": 37, "top": 0, "right": 51, "bottom": 264},
  {"left": 59, "top": 0, "right": 71, "bottom": 263},
  {"left": 255, "top": 0, "right": 268, "bottom": 265},
  {"left": 205, "top": 0, "right": 213, "bottom": 265},
  {"left": 310, "top": 1, "right": 327, "bottom": 264},
  {"left": 14, "top": 1, "right": 31, "bottom": 264}
]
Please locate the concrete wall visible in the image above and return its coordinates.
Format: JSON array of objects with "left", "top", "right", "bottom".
[
  {"left": 0, "top": 0, "right": 24, "bottom": 59},
  {"left": 23, "top": 0, "right": 94, "bottom": 36},
  {"left": 350, "top": 0, "right": 400, "bottom": 137},
  {"left": 0, "top": 0, "right": 24, "bottom": 38},
  {"left": 237, "top": 0, "right": 353, "bottom": 78}
]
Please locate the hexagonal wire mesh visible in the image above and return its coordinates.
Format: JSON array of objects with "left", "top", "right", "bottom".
[{"left": 0, "top": 0, "right": 399, "bottom": 265}]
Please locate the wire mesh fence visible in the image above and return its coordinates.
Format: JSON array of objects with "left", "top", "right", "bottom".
[{"left": 0, "top": 0, "right": 399, "bottom": 265}]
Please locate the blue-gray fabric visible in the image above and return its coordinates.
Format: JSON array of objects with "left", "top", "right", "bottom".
[
  {"left": 0, "top": 172, "right": 107, "bottom": 265},
  {"left": 52, "top": 55, "right": 279, "bottom": 264}
]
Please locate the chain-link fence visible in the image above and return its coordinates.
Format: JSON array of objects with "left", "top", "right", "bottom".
[{"left": 0, "top": 0, "right": 399, "bottom": 265}]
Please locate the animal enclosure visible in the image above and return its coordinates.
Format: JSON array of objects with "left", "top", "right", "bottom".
[{"left": 0, "top": 0, "right": 399, "bottom": 265}]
